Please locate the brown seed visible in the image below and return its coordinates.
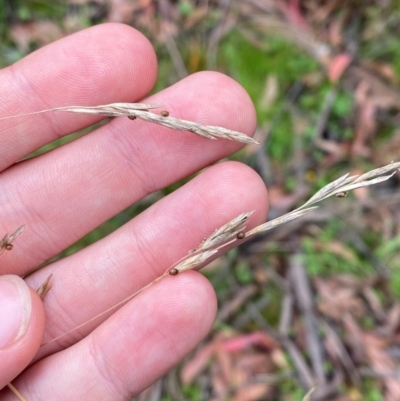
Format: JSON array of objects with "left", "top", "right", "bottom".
[
  {"left": 160, "top": 110, "right": 169, "bottom": 117},
  {"left": 169, "top": 268, "right": 179, "bottom": 276},
  {"left": 335, "top": 192, "right": 348, "bottom": 198},
  {"left": 128, "top": 115, "right": 137, "bottom": 120},
  {"left": 37, "top": 274, "right": 53, "bottom": 299},
  {"left": 237, "top": 232, "right": 245, "bottom": 239}
]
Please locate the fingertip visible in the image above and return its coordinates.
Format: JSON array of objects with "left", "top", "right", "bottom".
[
  {"left": 160, "top": 271, "right": 218, "bottom": 332},
  {"left": 0, "top": 276, "right": 45, "bottom": 389},
  {"left": 203, "top": 160, "right": 269, "bottom": 221},
  {"left": 4, "top": 22, "right": 158, "bottom": 114},
  {"left": 155, "top": 70, "right": 257, "bottom": 138},
  {"left": 87, "top": 270, "right": 217, "bottom": 395},
  {"left": 0, "top": 22, "right": 159, "bottom": 169},
  {"left": 193, "top": 71, "right": 257, "bottom": 136}
]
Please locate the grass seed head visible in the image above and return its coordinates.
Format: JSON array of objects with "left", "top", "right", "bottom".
[{"left": 0, "top": 225, "right": 24, "bottom": 255}]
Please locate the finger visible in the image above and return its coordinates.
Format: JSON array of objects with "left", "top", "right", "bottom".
[
  {"left": 28, "top": 161, "right": 268, "bottom": 360},
  {"left": 0, "top": 72, "right": 257, "bottom": 276},
  {"left": 0, "top": 23, "right": 157, "bottom": 169},
  {"left": 0, "top": 275, "right": 45, "bottom": 389},
  {"left": 1, "top": 272, "right": 216, "bottom": 401}
]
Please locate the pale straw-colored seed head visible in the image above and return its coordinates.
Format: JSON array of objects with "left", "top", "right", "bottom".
[
  {"left": 0, "top": 103, "right": 258, "bottom": 145},
  {"left": 199, "top": 211, "right": 254, "bottom": 250},
  {"left": 174, "top": 250, "right": 218, "bottom": 273},
  {"left": 0, "top": 225, "right": 24, "bottom": 255}
]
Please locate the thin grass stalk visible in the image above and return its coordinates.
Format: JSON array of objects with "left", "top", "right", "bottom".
[
  {"left": 0, "top": 103, "right": 258, "bottom": 144},
  {"left": 6, "top": 383, "right": 29, "bottom": 401},
  {"left": 38, "top": 161, "right": 400, "bottom": 345}
]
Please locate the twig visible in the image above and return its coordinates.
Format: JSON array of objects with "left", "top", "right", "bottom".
[
  {"left": 158, "top": 0, "right": 188, "bottom": 79},
  {"left": 207, "top": 0, "right": 233, "bottom": 69},
  {"left": 321, "top": 319, "right": 360, "bottom": 386},
  {"left": 217, "top": 284, "right": 257, "bottom": 321},
  {"left": 278, "top": 292, "right": 293, "bottom": 336},
  {"left": 289, "top": 254, "right": 326, "bottom": 385},
  {"left": 281, "top": 336, "right": 315, "bottom": 388},
  {"left": 313, "top": 88, "right": 337, "bottom": 140}
]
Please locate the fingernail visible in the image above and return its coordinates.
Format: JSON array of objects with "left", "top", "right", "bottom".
[{"left": 0, "top": 275, "right": 32, "bottom": 349}]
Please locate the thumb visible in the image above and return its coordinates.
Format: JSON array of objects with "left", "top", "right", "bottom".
[{"left": 0, "top": 275, "right": 45, "bottom": 389}]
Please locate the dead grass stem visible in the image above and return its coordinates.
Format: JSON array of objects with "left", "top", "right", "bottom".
[{"left": 0, "top": 103, "right": 258, "bottom": 144}]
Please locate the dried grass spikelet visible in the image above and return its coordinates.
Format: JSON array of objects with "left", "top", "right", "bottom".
[
  {"left": 303, "top": 161, "right": 400, "bottom": 207},
  {"left": 198, "top": 211, "right": 254, "bottom": 250},
  {"left": 0, "top": 103, "right": 258, "bottom": 144},
  {"left": 174, "top": 161, "right": 400, "bottom": 268},
  {"left": 247, "top": 161, "right": 400, "bottom": 238},
  {"left": 36, "top": 274, "right": 53, "bottom": 299},
  {"left": 38, "top": 162, "right": 400, "bottom": 351},
  {"left": 167, "top": 211, "right": 254, "bottom": 275},
  {"left": 128, "top": 110, "right": 258, "bottom": 144},
  {"left": 245, "top": 207, "right": 318, "bottom": 236},
  {"left": 172, "top": 249, "right": 218, "bottom": 274},
  {"left": 0, "top": 225, "right": 24, "bottom": 255}
]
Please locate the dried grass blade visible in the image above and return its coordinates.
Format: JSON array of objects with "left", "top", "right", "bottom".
[
  {"left": 0, "top": 103, "right": 162, "bottom": 121},
  {"left": 37, "top": 274, "right": 53, "bottom": 299},
  {"left": 6, "top": 225, "right": 24, "bottom": 243},
  {"left": 303, "top": 173, "right": 352, "bottom": 207},
  {"left": 331, "top": 172, "right": 397, "bottom": 194},
  {"left": 51, "top": 103, "right": 163, "bottom": 116},
  {"left": 352, "top": 161, "right": 400, "bottom": 183},
  {"left": 0, "top": 225, "right": 24, "bottom": 254},
  {"left": 199, "top": 211, "right": 254, "bottom": 250},
  {"left": 246, "top": 207, "right": 318, "bottom": 236},
  {"left": 1, "top": 102, "right": 256, "bottom": 144},
  {"left": 303, "top": 162, "right": 400, "bottom": 207},
  {"left": 174, "top": 250, "right": 218, "bottom": 273},
  {"left": 131, "top": 110, "right": 258, "bottom": 144}
]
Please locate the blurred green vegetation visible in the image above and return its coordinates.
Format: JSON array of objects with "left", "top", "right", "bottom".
[{"left": 0, "top": 0, "right": 66, "bottom": 65}]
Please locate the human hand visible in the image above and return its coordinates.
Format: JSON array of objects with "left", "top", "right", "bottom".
[{"left": 0, "top": 23, "right": 268, "bottom": 400}]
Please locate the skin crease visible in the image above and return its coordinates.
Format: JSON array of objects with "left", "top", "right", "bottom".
[{"left": 0, "top": 23, "right": 269, "bottom": 400}]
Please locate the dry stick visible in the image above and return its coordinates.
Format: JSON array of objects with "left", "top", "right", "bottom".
[
  {"left": 40, "top": 161, "right": 400, "bottom": 347},
  {"left": 290, "top": 255, "right": 326, "bottom": 385}
]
